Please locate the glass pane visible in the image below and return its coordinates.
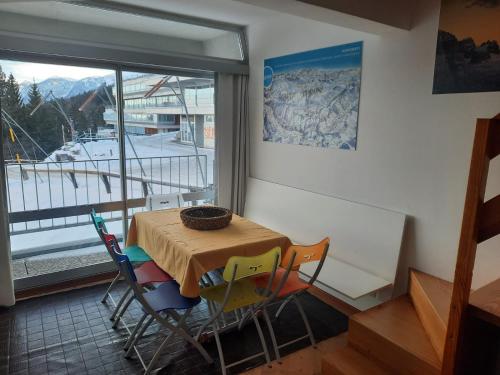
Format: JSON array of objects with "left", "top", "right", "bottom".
[
  {"left": 0, "top": 59, "right": 120, "bottom": 282},
  {"left": 115, "top": 72, "right": 215, "bottom": 218}
]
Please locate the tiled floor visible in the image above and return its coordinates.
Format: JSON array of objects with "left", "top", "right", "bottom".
[{"left": 0, "top": 282, "right": 348, "bottom": 375}]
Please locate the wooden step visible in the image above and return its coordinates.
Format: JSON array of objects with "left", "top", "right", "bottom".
[
  {"left": 349, "top": 296, "right": 442, "bottom": 375},
  {"left": 409, "top": 269, "right": 452, "bottom": 361},
  {"left": 469, "top": 278, "right": 500, "bottom": 327},
  {"left": 322, "top": 347, "right": 389, "bottom": 374},
  {"left": 243, "top": 333, "right": 348, "bottom": 374}
]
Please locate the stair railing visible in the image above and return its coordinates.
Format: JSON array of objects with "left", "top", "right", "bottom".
[{"left": 442, "top": 114, "right": 500, "bottom": 374}]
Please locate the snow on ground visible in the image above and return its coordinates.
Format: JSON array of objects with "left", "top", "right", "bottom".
[
  {"left": 8, "top": 132, "right": 214, "bottom": 263},
  {"left": 7, "top": 133, "right": 213, "bottom": 219}
]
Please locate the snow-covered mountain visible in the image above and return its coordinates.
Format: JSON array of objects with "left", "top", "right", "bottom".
[
  {"left": 20, "top": 77, "right": 75, "bottom": 100},
  {"left": 65, "top": 75, "right": 116, "bottom": 97},
  {"left": 20, "top": 74, "right": 115, "bottom": 102}
]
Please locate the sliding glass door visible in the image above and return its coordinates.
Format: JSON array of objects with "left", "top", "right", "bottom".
[
  {"left": 119, "top": 71, "right": 215, "bottom": 221},
  {"left": 0, "top": 59, "right": 216, "bottom": 291}
]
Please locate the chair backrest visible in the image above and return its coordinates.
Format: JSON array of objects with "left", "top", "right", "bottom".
[
  {"left": 117, "top": 255, "right": 138, "bottom": 284},
  {"left": 102, "top": 232, "right": 123, "bottom": 264},
  {"left": 145, "top": 193, "right": 184, "bottom": 211},
  {"left": 282, "top": 238, "right": 330, "bottom": 269},
  {"left": 282, "top": 238, "right": 330, "bottom": 284},
  {"left": 223, "top": 247, "right": 281, "bottom": 282},
  {"left": 90, "top": 209, "right": 108, "bottom": 240}
]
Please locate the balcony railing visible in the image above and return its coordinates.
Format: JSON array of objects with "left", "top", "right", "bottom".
[{"left": 5, "top": 155, "right": 211, "bottom": 236}]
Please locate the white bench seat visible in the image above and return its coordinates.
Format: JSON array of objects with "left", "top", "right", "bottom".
[
  {"left": 301, "top": 257, "right": 392, "bottom": 300},
  {"left": 244, "top": 177, "right": 406, "bottom": 310}
]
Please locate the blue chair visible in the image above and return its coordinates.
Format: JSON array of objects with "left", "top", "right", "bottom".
[
  {"left": 116, "top": 253, "right": 213, "bottom": 374},
  {"left": 90, "top": 209, "right": 152, "bottom": 304},
  {"left": 103, "top": 233, "right": 173, "bottom": 327}
]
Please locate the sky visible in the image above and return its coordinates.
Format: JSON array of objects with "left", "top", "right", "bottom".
[
  {"left": 440, "top": 0, "right": 500, "bottom": 44},
  {"left": 0, "top": 60, "right": 112, "bottom": 83}
]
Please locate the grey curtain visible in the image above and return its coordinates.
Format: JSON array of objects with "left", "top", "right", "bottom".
[
  {"left": 0, "top": 99, "right": 15, "bottom": 307},
  {"left": 215, "top": 73, "right": 249, "bottom": 216}
]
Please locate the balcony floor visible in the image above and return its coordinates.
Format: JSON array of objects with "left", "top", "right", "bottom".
[{"left": 12, "top": 246, "right": 110, "bottom": 280}]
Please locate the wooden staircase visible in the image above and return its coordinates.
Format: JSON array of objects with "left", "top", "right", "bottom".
[
  {"left": 322, "top": 270, "right": 451, "bottom": 374},
  {"left": 322, "top": 114, "right": 500, "bottom": 374}
]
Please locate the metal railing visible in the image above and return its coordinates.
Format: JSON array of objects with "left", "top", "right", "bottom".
[{"left": 5, "top": 154, "right": 210, "bottom": 235}]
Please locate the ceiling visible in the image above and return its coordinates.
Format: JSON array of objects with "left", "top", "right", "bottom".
[
  {"left": 0, "top": 0, "right": 269, "bottom": 41},
  {"left": 0, "top": 0, "right": 414, "bottom": 44}
]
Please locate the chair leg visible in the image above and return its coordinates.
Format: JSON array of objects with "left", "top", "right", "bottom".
[
  {"left": 112, "top": 295, "right": 135, "bottom": 329},
  {"left": 160, "top": 309, "right": 214, "bottom": 365},
  {"left": 275, "top": 295, "right": 293, "bottom": 319},
  {"left": 262, "top": 307, "right": 281, "bottom": 363},
  {"left": 203, "top": 272, "right": 215, "bottom": 286},
  {"left": 110, "top": 286, "right": 131, "bottom": 321},
  {"left": 169, "top": 310, "right": 190, "bottom": 334},
  {"left": 238, "top": 308, "right": 252, "bottom": 331},
  {"left": 123, "top": 312, "right": 148, "bottom": 351},
  {"left": 125, "top": 315, "right": 154, "bottom": 358},
  {"left": 144, "top": 331, "right": 175, "bottom": 375},
  {"left": 251, "top": 306, "right": 272, "bottom": 367},
  {"left": 293, "top": 295, "right": 316, "bottom": 347},
  {"left": 210, "top": 303, "right": 227, "bottom": 375},
  {"left": 101, "top": 271, "right": 120, "bottom": 304},
  {"left": 195, "top": 301, "right": 219, "bottom": 341}
]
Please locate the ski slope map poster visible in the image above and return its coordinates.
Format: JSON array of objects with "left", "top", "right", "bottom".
[{"left": 263, "top": 41, "right": 363, "bottom": 150}]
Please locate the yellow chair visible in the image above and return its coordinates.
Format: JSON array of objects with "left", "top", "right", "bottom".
[{"left": 196, "top": 247, "right": 281, "bottom": 375}]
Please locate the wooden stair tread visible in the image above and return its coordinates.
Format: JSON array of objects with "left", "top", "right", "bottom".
[
  {"left": 409, "top": 269, "right": 452, "bottom": 362},
  {"left": 322, "top": 347, "right": 389, "bottom": 374},
  {"left": 469, "top": 278, "right": 500, "bottom": 326},
  {"left": 410, "top": 269, "right": 452, "bottom": 325},
  {"left": 350, "top": 295, "right": 441, "bottom": 372}
]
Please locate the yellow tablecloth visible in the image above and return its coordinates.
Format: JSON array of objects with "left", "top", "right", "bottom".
[{"left": 126, "top": 208, "right": 291, "bottom": 297}]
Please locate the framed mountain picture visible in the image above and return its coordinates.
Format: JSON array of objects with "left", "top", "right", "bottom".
[{"left": 433, "top": 0, "right": 500, "bottom": 94}]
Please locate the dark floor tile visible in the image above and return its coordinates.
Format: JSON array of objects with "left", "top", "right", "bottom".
[
  {"left": 44, "top": 328, "right": 60, "bottom": 338},
  {"left": 1, "top": 282, "right": 347, "bottom": 375}
]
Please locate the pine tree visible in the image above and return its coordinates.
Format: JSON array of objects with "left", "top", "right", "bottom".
[
  {"left": 25, "top": 82, "right": 62, "bottom": 157},
  {"left": 0, "top": 65, "right": 8, "bottom": 161},
  {"left": 4, "top": 74, "right": 24, "bottom": 119},
  {"left": 27, "top": 82, "right": 42, "bottom": 111},
  {"left": 0, "top": 65, "right": 6, "bottom": 98},
  {"left": 25, "top": 82, "right": 43, "bottom": 147}
]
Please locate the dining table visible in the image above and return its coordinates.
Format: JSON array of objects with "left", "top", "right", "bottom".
[{"left": 126, "top": 208, "right": 292, "bottom": 297}]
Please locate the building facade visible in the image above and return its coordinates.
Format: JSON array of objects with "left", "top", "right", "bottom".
[{"left": 104, "top": 74, "right": 215, "bottom": 148}]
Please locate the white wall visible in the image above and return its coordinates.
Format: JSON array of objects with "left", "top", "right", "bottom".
[{"left": 247, "top": 0, "right": 500, "bottom": 291}]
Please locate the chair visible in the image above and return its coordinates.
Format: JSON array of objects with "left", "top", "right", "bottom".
[
  {"left": 252, "top": 238, "right": 330, "bottom": 363},
  {"left": 115, "top": 253, "right": 213, "bottom": 374},
  {"left": 102, "top": 233, "right": 173, "bottom": 326},
  {"left": 195, "top": 247, "right": 282, "bottom": 375},
  {"left": 145, "top": 193, "right": 184, "bottom": 211},
  {"left": 90, "top": 209, "right": 152, "bottom": 304}
]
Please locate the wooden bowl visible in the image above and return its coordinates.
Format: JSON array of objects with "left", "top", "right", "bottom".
[{"left": 180, "top": 206, "right": 233, "bottom": 230}]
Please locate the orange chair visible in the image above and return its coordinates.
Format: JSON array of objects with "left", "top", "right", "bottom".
[{"left": 253, "top": 238, "right": 330, "bottom": 362}]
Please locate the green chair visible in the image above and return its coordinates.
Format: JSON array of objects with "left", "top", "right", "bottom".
[
  {"left": 195, "top": 247, "right": 282, "bottom": 375},
  {"left": 90, "top": 209, "right": 152, "bottom": 305}
]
